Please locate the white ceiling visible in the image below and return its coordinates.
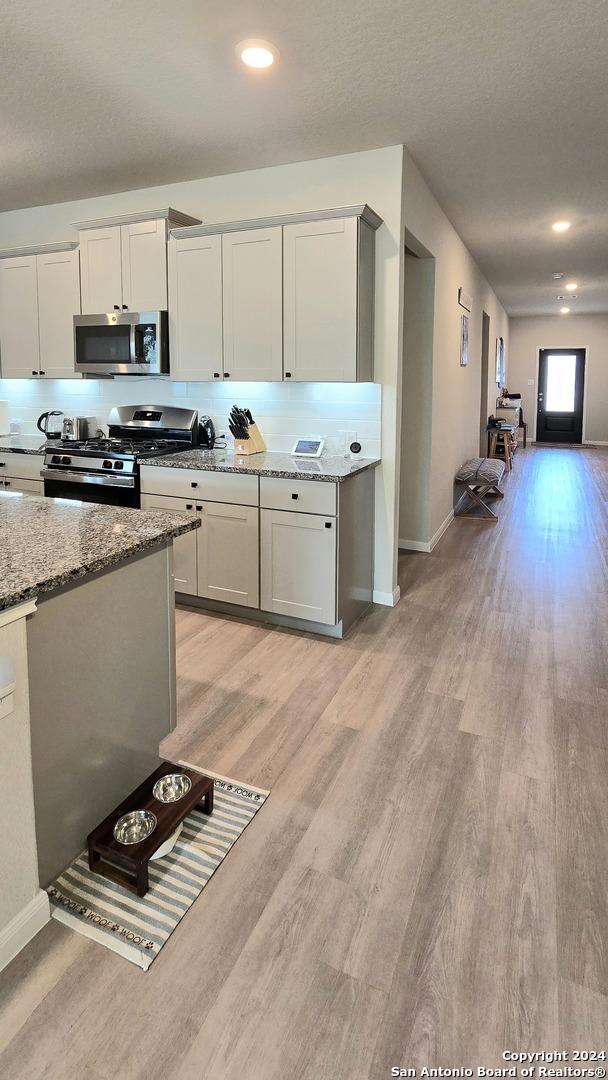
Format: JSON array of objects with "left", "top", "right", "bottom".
[{"left": 2, "top": 0, "right": 607, "bottom": 316}]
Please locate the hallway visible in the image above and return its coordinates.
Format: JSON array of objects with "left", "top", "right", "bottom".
[{"left": 1, "top": 447, "right": 607, "bottom": 1077}]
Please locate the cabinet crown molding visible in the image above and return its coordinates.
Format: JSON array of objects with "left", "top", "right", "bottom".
[
  {"left": 0, "top": 242, "right": 79, "bottom": 260},
  {"left": 170, "top": 204, "right": 383, "bottom": 239},
  {"left": 72, "top": 208, "right": 201, "bottom": 231}
]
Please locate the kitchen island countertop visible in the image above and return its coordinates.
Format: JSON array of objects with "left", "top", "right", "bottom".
[
  {"left": 140, "top": 448, "right": 381, "bottom": 483},
  {"left": 0, "top": 493, "right": 200, "bottom": 612}
]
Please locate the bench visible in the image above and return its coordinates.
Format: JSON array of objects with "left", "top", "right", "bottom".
[{"left": 455, "top": 457, "right": 506, "bottom": 520}]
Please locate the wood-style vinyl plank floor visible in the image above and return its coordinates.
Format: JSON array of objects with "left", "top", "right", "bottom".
[{"left": 2, "top": 446, "right": 608, "bottom": 1077}]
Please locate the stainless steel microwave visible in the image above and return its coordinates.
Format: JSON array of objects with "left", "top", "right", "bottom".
[{"left": 73, "top": 311, "right": 169, "bottom": 376}]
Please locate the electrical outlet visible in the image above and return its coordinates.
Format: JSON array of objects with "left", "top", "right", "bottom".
[{"left": 340, "top": 429, "right": 357, "bottom": 452}]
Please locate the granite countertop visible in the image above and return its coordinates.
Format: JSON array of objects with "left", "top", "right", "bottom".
[
  {"left": 0, "top": 493, "right": 200, "bottom": 613},
  {"left": 0, "top": 435, "right": 48, "bottom": 454},
  {"left": 139, "top": 448, "right": 381, "bottom": 482}
]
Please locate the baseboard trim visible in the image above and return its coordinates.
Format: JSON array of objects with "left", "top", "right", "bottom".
[
  {"left": 373, "top": 586, "right": 401, "bottom": 607},
  {"left": 584, "top": 440, "right": 608, "bottom": 446},
  {"left": 0, "top": 890, "right": 50, "bottom": 974},
  {"left": 399, "top": 509, "right": 454, "bottom": 555}
]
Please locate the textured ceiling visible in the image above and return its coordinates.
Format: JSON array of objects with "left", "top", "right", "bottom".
[{"left": 1, "top": 0, "right": 607, "bottom": 315}]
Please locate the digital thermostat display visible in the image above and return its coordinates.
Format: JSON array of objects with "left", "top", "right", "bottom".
[{"left": 291, "top": 438, "right": 324, "bottom": 457}]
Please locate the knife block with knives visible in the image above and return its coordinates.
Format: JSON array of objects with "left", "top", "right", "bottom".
[{"left": 229, "top": 405, "right": 266, "bottom": 456}]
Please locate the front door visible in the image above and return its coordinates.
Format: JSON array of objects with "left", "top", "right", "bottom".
[{"left": 536, "top": 348, "right": 585, "bottom": 444}]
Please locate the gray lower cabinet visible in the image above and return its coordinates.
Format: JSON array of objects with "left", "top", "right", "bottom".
[
  {"left": 198, "top": 500, "right": 259, "bottom": 608},
  {"left": 260, "top": 509, "right": 337, "bottom": 625},
  {"left": 140, "top": 492, "right": 259, "bottom": 608}
]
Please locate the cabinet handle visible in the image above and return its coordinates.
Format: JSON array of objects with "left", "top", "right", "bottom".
[
  {"left": 122, "top": 305, "right": 128, "bottom": 310},
  {"left": 213, "top": 372, "right": 221, "bottom": 379},
  {"left": 223, "top": 372, "right": 230, "bottom": 378},
  {"left": 0, "top": 462, "right": 5, "bottom": 467},
  {"left": 186, "top": 503, "right": 193, "bottom": 510},
  {"left": 190, "top": 481, "right": 198, "bottom": 488},
  {"left": 5, "top": 480, "right": 10, "bottom": 487},
  {"left": 39, "top": 370, "right": 45, "bottom": 376},
  {"left": 196, "top": 504, "right": 203, "bottom": 511},
  {"left": 32, "top": 370, "right": 38, "bottom": 376},
  {"left": 291, "top": 493, "right": 299, "bottom": 500},
  {"left": 285, "top": 372, "right": 292, "bottom": 378},
  {"left": 325, "top": 522, "right": 332, "bottom": 528},
  {"left": 113, "top": 305, "right": 120, "bottom": 311}
]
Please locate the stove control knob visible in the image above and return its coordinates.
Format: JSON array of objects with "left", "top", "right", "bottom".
[
  {"left": 113, "top": 460, "right": 124, "bottom": 470},
  {"left": 61, "top": 456, "right": 71, "bottom": 465},
  {"left": 102, "top": 460, "right": 113, "bottom": 469},
  {"left": 51, "top": 455, "right": 61, "bottom": 464}
]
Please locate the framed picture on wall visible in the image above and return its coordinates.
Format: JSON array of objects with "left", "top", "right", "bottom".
[
  {"left": 495, "top": 337, "right": 505, "bottom": 385},
  {"left": 460, "top": 313, "right": 469, "bottom": 367}
]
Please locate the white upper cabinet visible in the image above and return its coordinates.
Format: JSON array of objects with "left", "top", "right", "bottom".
[
  {"left": 37, "top": 249, "right": 81, "bottom": 379},
  {"left": 76, "top": 210, "right": 200, "bottom": 315},
  {"left": 0, "top": 256, "right": 40, "bottom": 378},
  {"left": 222, "top": 227, "right": 283, "bottom": 382},
  {"left": 121, "top": 219, "right": 168, "bottom": 311},
  {"left": 79, "top": 226, "right": 123, "bottom": 314},
  {"left": 168, "top": 234, "right": 223, "bottom": 381},
  {"left": 283, "top": 216, "right": 362, "bottom": 382}
]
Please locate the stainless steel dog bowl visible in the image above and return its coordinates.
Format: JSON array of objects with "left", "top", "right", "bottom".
[
  {"left": 153, "top": 773, "right": 192, "bottom": 803},
  {"left": 113, "top": 810, "right": 157, "bottom": 845}
]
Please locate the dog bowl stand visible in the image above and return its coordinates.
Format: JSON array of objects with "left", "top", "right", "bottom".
[{"left": 87, "top": 761, "right": 214, "bottom": 897}]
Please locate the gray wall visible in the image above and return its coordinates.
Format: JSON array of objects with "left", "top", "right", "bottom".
[
  {"left": 509, "top": 315, "right": 608, "bottom": 442},
  {"left": 399, "top": 250, "right": 435, "bottom": 544}
]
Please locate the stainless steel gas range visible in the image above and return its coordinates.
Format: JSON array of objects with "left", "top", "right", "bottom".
[{"left": 41, "top": 405, "right": 198, "bottom": 507}]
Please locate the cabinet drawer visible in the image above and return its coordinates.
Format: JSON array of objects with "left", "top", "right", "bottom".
[
  {"left": 0, "top": 454, "right": 44, "bottom": 481},
  {"left": 140, "top": 465, "right": 258, "bottom": 506},
  {"left": 260, "top": 476, "right": 336, "bottom": 516},
  {"left": 3, "top": 477, "right": 44, "bottom": 495}
]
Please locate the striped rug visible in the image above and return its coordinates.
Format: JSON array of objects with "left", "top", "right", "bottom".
[{"left": 47, "top": 765, "right": 269, "bottom": 970}]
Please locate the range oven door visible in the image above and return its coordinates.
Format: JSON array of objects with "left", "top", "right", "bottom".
[
  {"left": 73, "top": 311, "right": 168, "bottom": 376},
  {"left": 42, "top": 469, "right": 140, "bottom": 508}
]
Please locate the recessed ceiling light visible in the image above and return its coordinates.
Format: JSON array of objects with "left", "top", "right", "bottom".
[
  {"left": 237, "top": 39, "right": 278, "bottom": 69},
  {"left": 565, "top": 281, "right": 578, "bottom": 291},
  {"left": 560, "top": 306, "right": 570, "bottom": 314},
  {"left": 552, "top": 221, "right": 571, "bottom": 232},
  {"left": 552, "top": 272, "right": 564, "bottom": 279}
]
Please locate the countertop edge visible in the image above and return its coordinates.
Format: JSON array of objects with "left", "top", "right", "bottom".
[
  {"left": 0, "top": 515, "right": 200, "bottom": 615},
  {"left": 139, "top": 452, "right": 381, "bottom": 482}
]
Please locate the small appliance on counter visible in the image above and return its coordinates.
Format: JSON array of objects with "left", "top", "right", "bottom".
[
  {"left": 42, "top": 404, "right": 201, "bottom": 507},
  {"left": 37, "top": 410, "right": 64, "bottom": 440},
  {"left": 62, "top": 416, "right": 100, "bottom": 442},
  {"left": 199, "top": 415, "right": 216, "bottom": 449}
]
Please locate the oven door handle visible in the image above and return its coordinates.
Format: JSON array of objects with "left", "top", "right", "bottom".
[{"left": 41, "top": 468, "right": 136, "bottom": 489}]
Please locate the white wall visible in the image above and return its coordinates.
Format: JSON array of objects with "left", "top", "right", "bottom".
[
  {"left": 399, "top": 151, "right": 510, "bottom": 545},
  {"left": 509, "top": 314, "right": 608, "bottom": 443},
  {"left": 0, "top": 145, "right": 404, "bottom": 603}
]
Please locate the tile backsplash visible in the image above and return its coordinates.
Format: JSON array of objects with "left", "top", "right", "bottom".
[{"left": 0, "top": 379, "right": 381, "bottom": 457}]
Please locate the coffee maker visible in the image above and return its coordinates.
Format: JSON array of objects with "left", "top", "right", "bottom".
[{"left": 199, "top": 416, "right": 216, "bottom": 449}]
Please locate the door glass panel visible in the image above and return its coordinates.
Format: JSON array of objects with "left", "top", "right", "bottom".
[{"left": 546, "top": 354, "right": 576, "bottom": 411}]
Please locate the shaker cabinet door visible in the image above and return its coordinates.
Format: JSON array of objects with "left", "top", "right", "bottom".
[
  {"left": 37, "top": 249, "right": 81, "bottom": 379},
  {"left": 121, "top": 219, "right": 168, "bottom": 311},
  {"left": 167, "top": 235, "right": 223, "bottom": 381},
  {"left": 140, "top": 493, "right": 198, "bottom": 595},
  {"left": 283, "top": 217, "right": 358, "bottom": 382},
  {"left": 0, "top": 256, "right": 40, "bottom": 377},
  {"left": 197, "top": 501, "right": 259, "bottom": 609},
  {"left": 222, "top": 227, "right": 283, "bottom": 382},
  {"left": 79, "top": 226, "right": 123, "bottom": 314},
  {"left": 260, "top": 509, "right": 337, "bottom": 625}
]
